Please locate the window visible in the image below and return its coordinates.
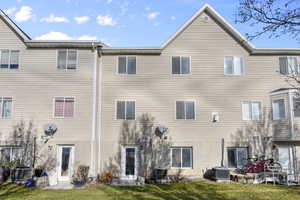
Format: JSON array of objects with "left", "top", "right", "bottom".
[
  {"left": 0, "top": 50, "right": 19, "bottom": 69},
  {"left": 0, "top": 97, "right": 12, "bottom": 118},
  {"left": 294, "top": 97, "right": 300, "bottom": 117},
  {"left": 54, "top": 97, "right": 75, "bottom": 118},
  {"left": 227, "top": 147, "right": 248, "bottom": 168},
  {"left": 272, "top": 99, "right": 286, "bottom": 120},
  {"left": 116, "top": 101, "right": 135, "bottom": 120},
  {"left": 0, "top": 146, "right": 22, "bottom": 162},
  {"left": 172, "top": 56, "right": 191, "bottom": 74},
  {"left": 224, "top": 56, "right": 245, "bottom": 75},
  {"left": 176, "top": 101, "right": 195, "bottom": 120},
  {"left": 118, "top": 56, "right": 136, "bottom": 74},
  {"left": 241, "top": 101, "right": 262, "bottom": 120},
  {"left": 57, "top": 50, "right": 77, "bottom": 70},
  {"left": 279, "top": 56, "right": 298, "bottom": 75},
  {"left": 171, "top": 147, "right": 192, "bottom": 168}
]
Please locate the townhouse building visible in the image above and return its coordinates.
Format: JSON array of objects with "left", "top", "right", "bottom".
[{"left": 0, "top": 4, "right": 300, "bottom": 184}]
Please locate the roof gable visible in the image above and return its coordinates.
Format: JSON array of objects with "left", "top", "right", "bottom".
[
  {"left": 0, "top": 10, "right": 31, "bottom": 42},
  {"left": 161, "top": 4, "right": 255, "bottom": 52}
]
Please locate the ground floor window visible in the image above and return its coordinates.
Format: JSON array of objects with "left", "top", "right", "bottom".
[
  {"left": 171, "top": 147, "right": 192, "bottom": 168},
  {"left": 227, "top": 147, "right": 248, "bottom": 168},
  {"left": 0, "top": 146, "right": 22, "bottom": 163}
]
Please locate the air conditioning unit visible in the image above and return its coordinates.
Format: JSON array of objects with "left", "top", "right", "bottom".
[{"left": 211, "top": 167, "right": 230, "bottom": 181}]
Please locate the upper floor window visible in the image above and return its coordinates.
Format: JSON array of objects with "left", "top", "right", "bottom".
[
  {"left": 171, "top": 147, "right": 192, "bottom": 168},
  {"left": 0, "top": 50, "right": 19, "bottom": 69},
  {"left": 294, "top": 97, "right": 300, "bottom": 117},
  {"left": 272, "top": 99, "right": 286, "bottom": 120},
  {"left": 172, "top": 56, "right": 191, "bottom": 74},
  {"left": 279, "top": 56, "right": 298, "bottom": 75},
  {"left": 0, "top": 97, "right": 12, "bottom": 118},
  {"left": 118, "top": 56, "right": 136, "bottom": 74},
  {"left": 116, "top": 100, "right": 135, "bottom": 120},
  {"left": 176, "top": 101, "right": 195, "bottom": 120},
  {"left": 54, "top": 97, "right": 75, "bottom": 118},
  {"left": 57, "top": 50, "right": 77, "bottom": 70},
  {"left": 241, "top": 101, "right": 262, "bottom": 120},
  {"left": 224, "top": 56, "right": 245, "bottom": 75}
]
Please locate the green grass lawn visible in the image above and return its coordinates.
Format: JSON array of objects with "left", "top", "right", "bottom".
[{"left": 1, "top": 181, "right": 300, "bottom": 200}]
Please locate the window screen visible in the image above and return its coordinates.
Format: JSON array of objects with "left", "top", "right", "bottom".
[
  {"left": 171, "top": 147, "right": 192, "bottom": 168},
  {"left": 224, "top": 56, "right": 244, "bottom": 75},
  {"left": 57, "top": 50, "right": 77, "bottom": 70},
  {"left": 116, "top": 101, "right": 135, "bottom": 120},
  {"left": 172, "top": 56, "right": 191, "bottom": 74},
  {"left": 118, "top": 56, "right": 136, "bottom": 74},
  {"left": 176, "top": 101, "right": 195, "bottom": 120},
  {"left": 273, "top": 99, "right": 285, "bottom": 120}
]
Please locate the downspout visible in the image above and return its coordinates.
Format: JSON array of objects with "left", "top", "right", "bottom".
[
  {"left": 90, "top": 42, "right": 99, "bottom": 176},
  {"left": 97, "top": 49, "right": 103, "bottom": 173}
]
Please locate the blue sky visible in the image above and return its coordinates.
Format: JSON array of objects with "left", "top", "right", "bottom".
[{"left": 1, "top": 0, "right": 299, "bottom": 48}]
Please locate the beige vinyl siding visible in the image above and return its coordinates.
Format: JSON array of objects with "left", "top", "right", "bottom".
[
  {"left": 99, "top": 11, "right": 293, "bottom": 175},
  {"left": 0, "top": 17, "right": 94, "bottom": 167}
]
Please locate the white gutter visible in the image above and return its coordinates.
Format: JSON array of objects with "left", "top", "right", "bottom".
[{"left": 90, "top": 43, "right": 98, "bottom": 176}]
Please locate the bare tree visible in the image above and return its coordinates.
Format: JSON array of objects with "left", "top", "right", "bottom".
[
  {"left": 104, "top": 113, "right": 172, "bottom": 181},
  {"left": 236, "top": 0, "right": 300, "bottom": 40}
]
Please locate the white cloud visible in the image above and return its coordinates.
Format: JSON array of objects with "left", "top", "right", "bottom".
[
  {"left": 41, "top": 14, "right": 69, "bottom": 23},
  {"left": 96, "top": 15, "right": 117, "bottom": 26},
  {"left": 107, "top": 0, "right": 112, "bottom": 4},
  {"left": 3, "top": 7, "right": 17, "bottom": 15},
  {"left": 145, "top": 7, "right": 151, "bottom": 11},
  {"left": 147, "top": 12, "right": 159, "bottom": 20},
  {"left": 77, "top": 35, "right": 97, "bottom": 40},
  {"left": 171, "top": 16, "right": 176, "bottom": 20},
  {"left": 35, "top": 32, "right": 72, "bottom": 40},
  {"left": 74, "top": 16, "right": 90, "bottom": 24},
  {"left": 35, "top": 32, "right": 98, "bottom": 40},
  {"left": 15, "top": 6, "right": 33, "bottom": 22}
]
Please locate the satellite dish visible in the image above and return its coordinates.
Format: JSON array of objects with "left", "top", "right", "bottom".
[
  {"left": 43, "top": 123, "right": 57, "bottom": 137},
  {"left": 155, "top": 125, "right": 168, "bottom": 139}
]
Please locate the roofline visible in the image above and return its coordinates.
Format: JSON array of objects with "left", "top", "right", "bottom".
[
  {"left": 25, "top": 40, "right": 106, "bottom": 48},
  {"left": 0, "top": 9, "right": 31, "bottom": 41},
  {"left": 251, "top": 48, "right": 300, "bottom": 55},
  {"left": 160, "top": 4, "right": 255, "bottom": 51},
  {"left": 0, "top": 5, "right": 300, "bottom": 53},
  {"left": 101, "top": 47, "right": 162, "bottom": 55}
]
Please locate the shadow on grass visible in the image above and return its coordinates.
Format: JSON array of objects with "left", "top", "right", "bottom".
[
  {"left": 101, "top": 182, "right": 238, "bottom": 200},
  {"left": 101, "top": 181, "right": 300, "bottom": 200},
  {"left": 0, "top": 183, "right": 33, "bottom": 199}
]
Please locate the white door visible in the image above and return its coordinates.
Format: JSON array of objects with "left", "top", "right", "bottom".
[
  {"left": 57, "top": 146, "right": 75, "bottom": 182},
  {"left": 278, "top": 146, "right": 294, "bottom": 179},
  {"left": 121, "top": 146, "right": 138, "bottom": 180}
]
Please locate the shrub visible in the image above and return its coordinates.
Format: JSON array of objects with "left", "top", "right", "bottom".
[
  {"left": 98, "top": 172, "right": 113, "bottom": 185},
  {"left": 72, "top": 165, "right": 90, "bottom": 185}
]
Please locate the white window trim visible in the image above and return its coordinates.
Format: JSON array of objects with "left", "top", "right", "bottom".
[
  {"left": 241, "top": 100, "right": 263, "bottom": 121},
  {"left": 175, "top": 100, "right": 196, "bottom": 120},
  {"left": 224, "top": 56, "right": 245, "bottom": 76},
  {"left": 272, "top": 98, "right": 286, "bottom": 120},
  {"left": 279, "top": 56, "right": 299, "bottom": 75},
  {"left": 0, "top": 146, "right": 22, "bottom": 162},
  {"left": 116, "top": 56, "right": 138, "bottom": 75},
  {"left": 170, "top": 147, "right": 193, "bottom": 169},
  {"left": 53, "top": 97, "right": 75, "bottom": 118},
  {"left": 171, "top": 56, "right": 192, "bottom": 75},
  {"left": 56, "top": 49, "right": 78, "bottom": 71},
  {"left": 0, "top": 97, "right": 13, "bottom": 119},
  {"left": 115, "top": 100, "right": 136, "bottom": 120},
  {"left": 0, "top": 49, "right": 21, "bottom": 70},
  {"left": 227, "top": 147, "right": 248, "bottom": 169}
]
